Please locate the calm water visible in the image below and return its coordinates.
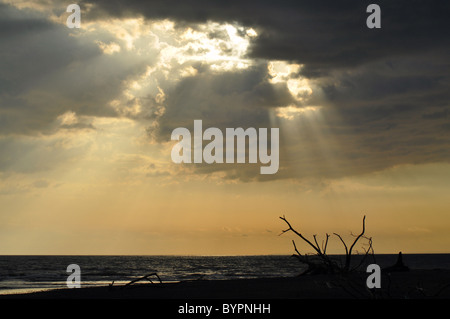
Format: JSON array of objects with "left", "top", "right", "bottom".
[{"left": 1, "top": 254, "right": 449, "bottom": 295}]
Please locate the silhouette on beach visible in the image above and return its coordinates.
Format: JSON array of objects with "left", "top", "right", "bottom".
[{"left": 385, "top": 252, "right": 410, "bottom": 272}]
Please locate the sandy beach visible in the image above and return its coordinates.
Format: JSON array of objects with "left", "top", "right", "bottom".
[{"left": 2, "top": 269, "right": 450, "bottom": 299}]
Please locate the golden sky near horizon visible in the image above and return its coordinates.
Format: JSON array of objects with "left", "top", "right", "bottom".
[{"left": 0, "top": 1, "right": 449, "bottom": 255}]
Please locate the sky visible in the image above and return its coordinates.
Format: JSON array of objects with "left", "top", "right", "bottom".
[{"left": 0, "top": 0, "right": 449, "bottom": 255}]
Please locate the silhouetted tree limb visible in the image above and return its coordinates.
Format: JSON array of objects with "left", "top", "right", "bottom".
[
  {"left": 351, "top": 235, "right": 375, "bottom": 272},
  {"left": 322, "top": 234, "right": 330, "bottom": 255},
  {"left": 280, "top": 215, "right": 372, "bottom": 274},
  {"left": 333, "top": 233, "right": 349, "bottom": 255},
  {"left": 336, "top": 216, "right": 366, "bottom": 272},
  {"left": 123, "top": 273, "right": 162, "bottom": 288},
  {"left": 280, "top": 215, "right": 322, "bottom": 255}
]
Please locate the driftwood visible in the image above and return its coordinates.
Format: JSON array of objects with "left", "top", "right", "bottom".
[
  {"left": 280, "top": 215, "right": 374, "bottom": 274},
  {"left": 109, "top": 273, "right": 163, "bottom": 289},
  {"left": 125, "top": 273, "right": 162, "bottom": 286}
]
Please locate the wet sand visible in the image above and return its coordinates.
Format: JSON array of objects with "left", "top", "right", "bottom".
[{"left": 2, "top": 269, "right": 450, "bottom": 299}]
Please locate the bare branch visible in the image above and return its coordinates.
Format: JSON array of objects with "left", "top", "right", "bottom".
[
  {"left": 322, "top": 233, "right": 330, "bottom": 254},
  {"left": 279, "top": 216, "right": 323, "bottom": 256},
  {"left": 339, "top": 215, "right": 366, "bottom": 271},
  {"left": 348, "top": 216, "right": 366, "bottom": 254},
  {"left": 351, "top": 235, "right": 375, "bottom": 272},
  {"left": 313, "top": 235, "right": 322, "bottom": 254},
  {"left": 292, "top": 240, "right": 302, "bottom": 256},
  {"left": 348, "top": 216, "right": 366, "bottom": 256},
  {"left": 280, "top": 215, "right": 371, "bottom": 274},
  {"left": 123, "top": 273, "right": 162, "bottom": 288},
  {"left": 333, "top": 232, "right": 349, "bottom": 256}
]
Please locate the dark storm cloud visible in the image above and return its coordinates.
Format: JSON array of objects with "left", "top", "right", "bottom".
[
  {"left": 81, "top": 0, "right": 450, "bottom": 74},
  {"left": 77, "top": 0, "right": 450, "bottom": 181},
  {"left": 296, "top": 50, "right": 450, "bottom": 179},
  {"left": 0, "top": 3, "right": 97, "bottom": 135},
  {"left": 0, "top": 3, "right": 154, "bottom": 136},
  {"left": 2, "top": 0, "right": 449, "bottom": 182},
  {"left": 0, "top": 4, "right": 53, "bottom": 37},
  {"left": 0, "top": 4, "right": 85, "bottom": 96}
]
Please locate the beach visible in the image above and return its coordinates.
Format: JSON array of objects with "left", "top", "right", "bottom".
[{"left": 2, "top": 269, "right": 450, "bottom": 299}]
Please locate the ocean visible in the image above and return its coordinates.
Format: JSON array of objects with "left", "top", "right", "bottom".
[{"left": 1, "top": 254, "right": 450, "bottom": 295}]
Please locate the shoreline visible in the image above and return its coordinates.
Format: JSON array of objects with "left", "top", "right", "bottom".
[{"left": 2, "top": 269, "right": 450, "bottom": 299}]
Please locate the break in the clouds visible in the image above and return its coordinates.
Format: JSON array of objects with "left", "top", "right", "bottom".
[
  {"left": 0, "top": 0, "right": 449, "bottom": 183},
  {"left": 80, "top": 0, "right": 450, "bottom": 72}
]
